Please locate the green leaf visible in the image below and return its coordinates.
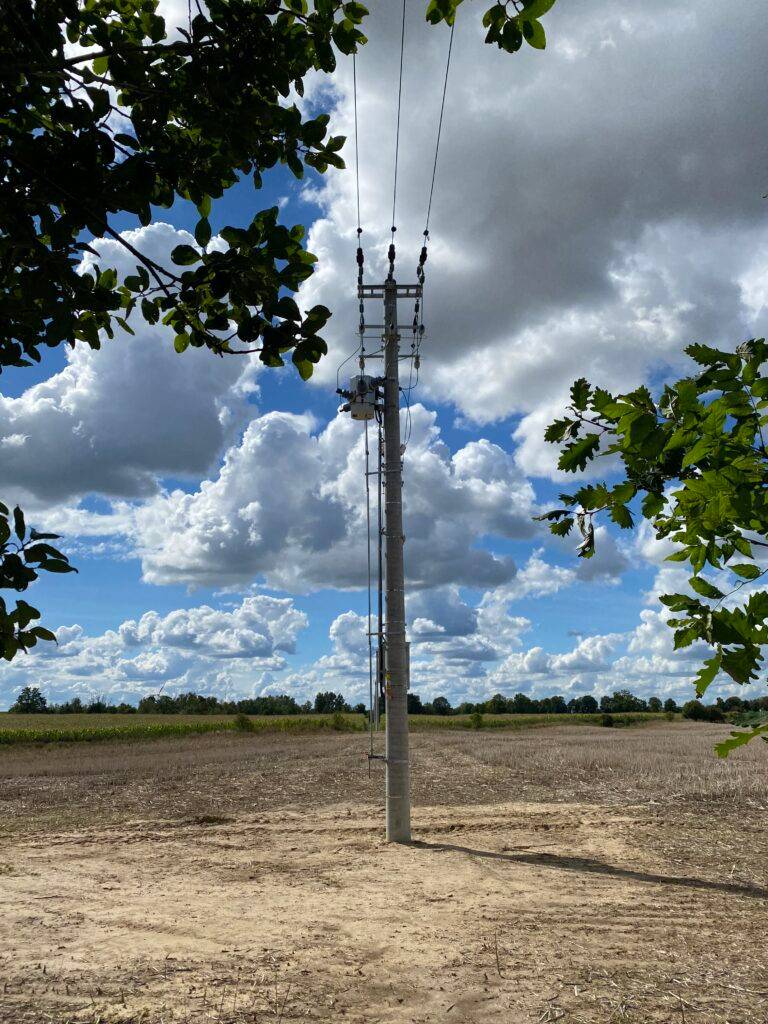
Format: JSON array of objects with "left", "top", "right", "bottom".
[
  {"left": 694, "top": 653, "right": 721, "bottom": 697},
  {"left": 716, "top": 723, "right": 768, "bottom": 758},
  {"left": 115, "top": 316, "right": 135, "bottom": 336},
  {"left": 673, "top": 623, "right": 701, "bottom": 650},
  {"left": 500, "top": 20, "right": 523, "bottom": 51},
  {"left": 25, "top": 543, "right": 66, "bottom": 562},
  {"left": 628, "top": 412, "right": 657, "bottom": 447},
  {"left": 425, "top": 0, "right": 457, "bottom": 25},
  {"left": 544, "top": 417, "right": 576, "bottom": 444},
  {"left": 570, "top": 378, "right": 590, "bottom": 411},
  {"left": 219, "top": 226, "right": 249, "bottom": 248},
  {"left": 286, "top": 152, "right": 304, "bottom": 179},
  {"left": 689, "top": 576, "right": 724, "bottom": 600},
  {"left": 30, "top": 626, "right": 57, "bottom": 643},
  {"left": 665, "top": 549, "right": 690, "bottom": 563},
  {"left": 681, "top": 436, "right": 714, "bottom": 469},
  {"left": 521, "top": 17, "right": 546, "bottom": 48},
  {"left": 641, "top": 492, "right": 665, "bottom": 519},
  {"left": 260, "top": 351, "right": 285, "bottom": 368},
  {"left": 558, "top": 433, "right": 600, "bottom": 473},
  {"left": 141, "top": 299, "right": 159, "bottom": 325},
  {"left": 274, "top": 296, "right": 301, "bottom": 321},
  {"left": 533, "top": 509, "right": 572, "bottom": 522},
  {"left": 345, "top": 1, "right": 368, "bottom": 22},
  {"left": 171, "top": 245, "right": 201, "bottom": 266},
  {"left": 522, "top": 0, "right": 557, "bottom": 16},
  {"left": 730, "top": 563, "right": 763, "bottom": 581},
  {"left": 13, "top": 507, "right": 25, "bottom": 542},
  {"left": 15, "top": 599, "right": 40, "bottom": 628},
  {"left": 686, "top": 342, "right": 729, "bottom": 367},
  {"left": 301, "top": 304, "right": 332, "bottom": 334},
  {"left": 293, "top": 355, "right": 313, "bottom": 380},
  {"left": 174, "top": 334, "right": 189, "bottom": 353},
  {"left": 720, "top": 644, "right": 762, "bottom": 685},
  {"left": 659, "top": 593, "right": 699, "bottom": 612},
  {"left": 610, "top": 504, "right": 634, "bottom": 530},
  {"left": 194, "top": 217, "right": 212, "bottom": 248},
  {"left": 550, "top": 517, "right": 574, "bottom": 537}
]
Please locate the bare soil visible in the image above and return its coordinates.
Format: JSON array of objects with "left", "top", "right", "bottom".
[{"left": 1, "top": 723, "right": 767, "bottom": 1023}]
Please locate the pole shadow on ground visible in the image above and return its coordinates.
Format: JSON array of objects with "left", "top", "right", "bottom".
[{"left": 411, "top": 841, "right": 768, "bottom": 899}]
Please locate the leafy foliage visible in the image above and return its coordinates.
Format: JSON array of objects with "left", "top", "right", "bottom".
[
  {"left": 2, "top": 0, "right": 553, "bottom": 378},
  {"left": 0, "top": 504, "right": 76, "bottom": 662},
  {"left": 427, "top": 0, "right": 559, "bottom": 53},
  {"left": 541, "top": 340, "right": 768, "bottom": 749},
  {"left": 1, "top": 0, "right": 364, "bottom": 376}
]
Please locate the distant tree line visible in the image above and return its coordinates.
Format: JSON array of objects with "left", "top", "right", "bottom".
[
  {"left": 7, "top": 686, "right": 366, "bottom": 716},
  {"left": 407, "top": 689, "right": 660, "bottom": 715},
  {"left": 8, "top": 685, "right": 765, "bottom": 721}
]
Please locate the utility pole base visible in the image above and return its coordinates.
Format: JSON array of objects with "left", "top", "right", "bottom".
[{"left": 385, "top": 760, "right": 411, "bottom": 843}]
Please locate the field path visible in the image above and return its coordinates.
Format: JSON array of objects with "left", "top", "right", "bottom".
[{"left": 2, "top": 796, "right": 766, "bottom": 1022}]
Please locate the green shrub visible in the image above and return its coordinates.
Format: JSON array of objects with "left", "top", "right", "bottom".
[
  {"left": 470, "top": 711, "right": 484, "bottom": 729},
  {"left": 234, "top": 712, "right": 254, "bottom": 732},
  {"left": 601, "top": 713, "right": 614, "bottom": 728}
]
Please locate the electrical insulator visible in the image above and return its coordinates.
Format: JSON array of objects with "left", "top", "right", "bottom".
[{"left": 349, "top": 374, "right": 376, "bottom": 421}]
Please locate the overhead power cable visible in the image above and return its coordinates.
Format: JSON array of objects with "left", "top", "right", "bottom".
[
  {"left": 352, "top": 52, "right": 362, "bottom": 234},
  {"left": 352, "top": 50, "right": 365, "bottom": 351},
  {"left": 405, "top": 15, "right": 456, "bottom": 402},
  {"left": 424, "top": 18, "right": 455, "bottom": 236},
  {"left": 388, "top": 0, "right": 407, "bottom": 279}
]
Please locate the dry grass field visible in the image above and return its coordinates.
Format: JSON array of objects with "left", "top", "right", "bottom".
[{"left": 1, "top": 722, "right": 766, "bottom": 1023}]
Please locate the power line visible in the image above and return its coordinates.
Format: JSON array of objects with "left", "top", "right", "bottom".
[
  {"left": 352, "top": 50, "right": 365, "bottom": 355},
  {"left": 424, "top": 18, "right": 455, "bottom": 235},
  {"left": 390, "top": 0, "right": 407, "bottom": 244},
  {"left": 405, "top": 15, "right": 456, "bottom": 388},
  {"left": 352, "top": 52, "right": 361, "bottom": 233}
]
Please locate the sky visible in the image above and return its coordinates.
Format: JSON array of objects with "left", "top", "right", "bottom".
[{"left": 2, "top": 0, "right": 768, "bottom": 710}]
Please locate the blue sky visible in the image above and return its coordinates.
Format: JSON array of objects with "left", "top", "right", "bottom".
[{"left": 2, "top": 0, "right": 768, "bottom": 709}]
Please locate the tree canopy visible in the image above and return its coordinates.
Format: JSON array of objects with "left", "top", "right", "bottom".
[
  {"left": 541, "top": 340, "right": 768, "bottom": 754},
  {"left": 1, "top": 0, "right": 558, "bottom": 377},
  {"left": 0, "top": 504, "right": 75, "bottom": 663}
]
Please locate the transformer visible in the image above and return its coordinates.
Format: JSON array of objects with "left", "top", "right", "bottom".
[{"left": 349, "top": 374, "right": 377, "bottom": 420}]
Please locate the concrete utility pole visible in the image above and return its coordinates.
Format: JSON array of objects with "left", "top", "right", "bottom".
[
  {"left": 382, "top": 277, "right": 410, "bottom": 844},
  {"left": 355, "top": 276, "right": 420, "bottom": 843}
]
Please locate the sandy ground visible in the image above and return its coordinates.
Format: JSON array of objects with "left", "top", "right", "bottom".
[{"left": 1, "top": 726, "right": 767, "bottom": 1023}]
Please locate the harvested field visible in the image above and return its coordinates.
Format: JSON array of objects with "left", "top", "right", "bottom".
[{"left": 1, "top": 722, "right": 766, "bottom": 1022}]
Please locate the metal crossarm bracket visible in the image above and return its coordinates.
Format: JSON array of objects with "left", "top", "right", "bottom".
[{"left": 359, "top": 284, "right": 422, "bottom": 300}]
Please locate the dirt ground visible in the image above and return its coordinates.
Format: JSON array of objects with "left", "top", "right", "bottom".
[{"left": 1, "top": 723, "right": 767, "bottom": 1023}]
